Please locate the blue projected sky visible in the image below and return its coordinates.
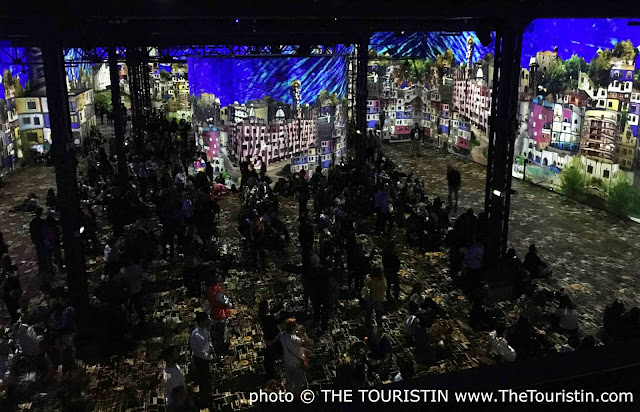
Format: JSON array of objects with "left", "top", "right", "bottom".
[
  {"left": 370, "top": 31, "right": 496, "bottom": 64},
  {"left": 187, "top": 56, "right": 348, "bottom": 107},
  {"left": 521, "top": 19, "right": 640, "bottom": 68}
]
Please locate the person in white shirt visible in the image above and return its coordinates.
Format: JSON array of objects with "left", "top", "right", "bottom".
[
  {"left": 489, "top": 324, "right": 516, "bottom": 362},
  {"left": 190, "top": 312, "right": 213, "bottom": 409},
  {"left": 162, "top": 346, "right": 185, "bottom": 406},
  {"left": 280, "top": 318, "right": 312, "bottom": 394}
]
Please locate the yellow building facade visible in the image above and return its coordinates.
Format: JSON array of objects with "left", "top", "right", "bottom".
[{"left": 615, "top": 122, "right": 637, "bottom": 170}]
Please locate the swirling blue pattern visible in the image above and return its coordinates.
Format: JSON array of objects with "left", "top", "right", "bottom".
[
  {"left": 187, "top": 56, "right": 348, "bottom": 107},
  {"left": 370, "top": 31, "right": 496, "bottom": 63},
  {"left": 521, "top": 19, "right": 640, "bottom": 67}
]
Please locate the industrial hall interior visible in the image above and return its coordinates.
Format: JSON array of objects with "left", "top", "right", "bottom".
[{"left": 0, "top": 2, "right": 639, "bottom": 411}]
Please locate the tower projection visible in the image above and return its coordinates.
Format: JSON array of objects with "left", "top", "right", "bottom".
[
  {"left": 290, "top": 80, "right": 302, "bottom": 119},
  {"left": 466, "top": 37, "right": 475, "bottom": 79}
]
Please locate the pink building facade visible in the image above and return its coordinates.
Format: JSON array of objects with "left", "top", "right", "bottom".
[
  {"left": 529, "top": 100, "right": 554, "bottom": 149},
  {"left": 452, "top": 76, "right": 492, "bottom": 132},
  {"left": 202, "top": 129, "right": 221, "bottom": 159},
  {"left": 231, "top": 117, "right": 318, "bottom": 165}
]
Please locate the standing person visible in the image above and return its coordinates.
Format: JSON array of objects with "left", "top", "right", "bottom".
[
  {"left": 42, "top": 213, "right": 62, "bottom": 275},
  {"left": 446, "top": 165, "right": 461, "bottom": 210},
  {"left": 382, "top": 242, "right": 401, "bottom": 302},
  {"left": 205, "top": 159, "right": 214, "bottom": 183},
  {"left": 259, "top": 157, "right": 267, "bottom": 181},
  {"left": 1, "top": 256, "right": 21, "bottom": 323},
  {"left": 310, "top": 254, "right": 330, "bottom": 331},
  {"left": 239, "top": 156, "right": 250, "bottom": 191},
  {"left": 410, "top": 124, "right": 421, "bottom": 157},
  {"left": 162, "top": 346, "right": 186, "bottom": 406},
  {"left": 258, "top": 300, "right": 283, "bottom": 378},
  {"left": 347, "top": 237, "right": 366, "bottom": 296},
  {"left": 189, "top": 312, "right": 214, "bottom": 410},
  {"left": 29, "top": 208, "right": 45, "bottom": 270},
  {"left": 366, "top": 131, "right": 375, "bottom": 164},
  {"left": 206, "top": 276, "right": 231, "bottom": 358},
  {"left": 374, "top": 184, "right": 393, "bottom": 235},
  {"left": 280, "top": 318, "right": 312, "bottom": 394},
  {"left": 183, "top": 226, "right": 203, "bottom": 297},
  {"left": 121, "top": 257, "right": 145, "bottom": 323},
  {"left": 46, "top": 188, "right": 57, "bottom": 210},
  {"left": 363, "top": 264, "right": 387, "bottom": 330},
  {"left": 0, "top": 232, "right": 8, "bottom": 257}
]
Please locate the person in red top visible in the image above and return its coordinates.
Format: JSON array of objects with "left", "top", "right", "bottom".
[{"left": 206, "top": 275, "right": 231, "bottom": 358}]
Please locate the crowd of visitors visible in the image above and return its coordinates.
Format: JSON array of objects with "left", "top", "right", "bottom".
[{"left": 0, "top": 113, "right": 638, "bottom": 411}]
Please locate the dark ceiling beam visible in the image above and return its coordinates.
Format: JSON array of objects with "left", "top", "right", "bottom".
[
  {"left": 1, "top": 17, "right": 506, "bottom": 46},
  {"left": 4, "top": 0, "right": 640, "bottom": 19}
]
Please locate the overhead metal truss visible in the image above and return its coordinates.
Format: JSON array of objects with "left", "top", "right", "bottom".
[
  {"left": 58, "top": 44, "right": 352, "bottom": 65},
  {"left": 0, "top": 46, "right": 27, "bottom": 65}
]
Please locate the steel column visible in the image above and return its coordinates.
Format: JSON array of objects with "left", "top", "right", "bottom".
[
  {"left": 127, "top": 47, "right": 151, "bottom": 153},
  {"left": 41, "top": 39, "right": 89, "bottom": 315},
  {"left": 484, "top": 22, "right": 524, "bottom": 264},
  {"left": 108, "top": 46, "right": 128, "bottom": 186},
  {"left": 355, "top": 41, "right": 368, "bottom": 165}
]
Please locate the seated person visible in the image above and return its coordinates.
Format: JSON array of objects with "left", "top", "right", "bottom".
[
  {"left": 167, "top": 385, "right": 197, "bottom": 412},
  {"left": 408, "top": 282, "right": 446, "bottom": 319},
  {"left": 489, "top": 323, "right": 516, "bottom": 362},
  {"left": 577, "top": 336, "right": 596, "bottom": 351},
  {"left": 507, "top": 316, "right": 536, "bottom": 356},
  {"left": 523, "top": 244, "right": 551, "bottom": 279},
  {"left": 413, "top": 322, "right": 439, "bottom": 365},
  {"left": 621, "top": 307, "right": 640, "bottom": 339},
  {"left": 367, "top": 328, "right": 392, "bottom": 362},
  {"left": 603, "top": 299, "right": 626, "bottom": 338},
  {"left": 559, "top": 302, "right": 579, "bottom": 332},
  {"left": 404, "top": 302, "right": 421, "bottom": 346},
  {"left": 393, "top": 356, "right": 416, "bottom": 382},
  {"left": 502, "top": 248, "right": 525, "bottom": 280},
  {"left": 559, "top": 335, "right": 580, "bottom": 353},
  {"left": 366, "top": 328, "right": 392, "bottom": 382},
  {"left": 469, "top": 299, "right": 495, "bottom": 331}
]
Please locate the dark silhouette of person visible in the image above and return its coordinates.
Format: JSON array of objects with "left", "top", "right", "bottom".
[
  {"left": 29, "top": 208, "right": 45, "bottom": 269},
  {"left": 446, "top": 165, "right": 461, "bottom": 209}
]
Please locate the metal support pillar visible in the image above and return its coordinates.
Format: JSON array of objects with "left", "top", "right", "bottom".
[
  {"left": 41, "top": 39, "right": 88, "bottom": 315},
  {"left": 355, "top": 41, "right": 368, "bottom": 165},
  {"left": 126, "top": 46, "right": 149, "bottom": 154},
  {"left": 484, "top": 22, "right": 524, "bottom": 264},
  {"left": 108, "top": 46, "right": 128, "bottom": 186}
]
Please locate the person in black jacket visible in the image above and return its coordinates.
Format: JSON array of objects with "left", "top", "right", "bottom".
[
  {"left": 1, "top": 255, "right": 21, "bottom": 323},
  {"left": 239, "top": 156, "right": 250, "bottom": 190},
  {"left": 29, "top": 208, "right": 45, "bottom": 269},
  {"left": 382, "top": 242, "right": 401, "bottom": 301},
  {"left": 258, "top": 300, "right": 285, "bottom": 378},
  {"left": 523, "top": 244, "right": 551, "bottom": 279},
  {"left": 258, "top": 156, "right": 267, "bottom": 181},
  {"left": 0, "top": 231, "right": 8, "bottom": 257},
  {"left": 446, "top": 165, "right": 461, "bottom": 210},
  {"left": 46, "top": 188, "right": 58, "bottom": 210},
  {"left": 205, "top": 160, "right": 214, "bottom": 183}
]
